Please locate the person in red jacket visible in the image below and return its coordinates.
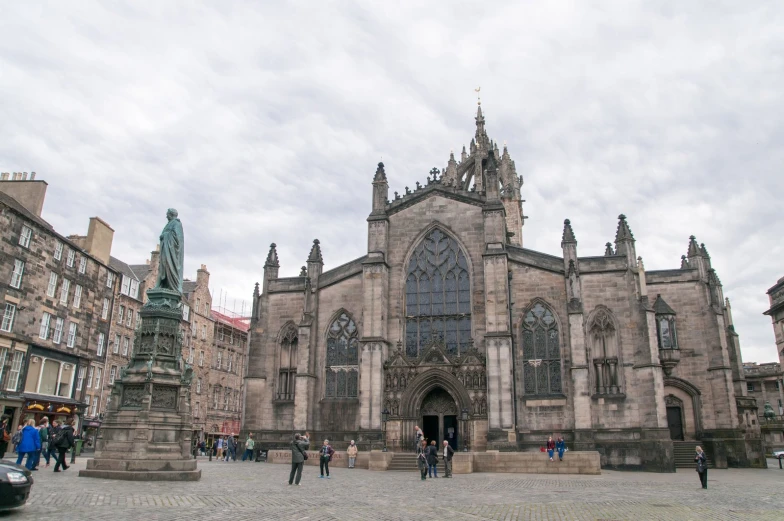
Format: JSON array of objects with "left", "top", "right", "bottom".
[{"left": 546, "top": 436, "right": 556, "bottom": 462}]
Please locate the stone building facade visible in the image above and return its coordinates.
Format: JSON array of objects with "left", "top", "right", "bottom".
[
  {"left": 755, "top": 275, "right": 784, "bottom": 453},
  {"left": 0, "top": 175, "right": 119, "bottom": 438},
  {"left": 242, "top": 106, "right": 764, "bottom": 471}
]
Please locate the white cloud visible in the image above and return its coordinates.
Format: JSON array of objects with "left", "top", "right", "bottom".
[{"left": 1, "top": 1, "right": 781, "bottom": 362}]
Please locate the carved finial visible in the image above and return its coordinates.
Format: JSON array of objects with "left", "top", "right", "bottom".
[
  {"left": 561, "top": 219, "right": 576, "bottom": 244},
  {"left": 680, "top": 255, "right": 690, "bottom": 269},
  {"left": 700, "top": 242, "right": 711, "bottom": 259},
  {"left": 265, "top": 243, "right": 280, "bottom": 268},
  {"left": 308, "top": 239, "right": 323, "bottom": 264},
  {"left": 299, "top": 266, "right": 307, "bottom": 277},
  {"left": 374, "top": 162, "right": 387, "bottom": 182},
  {"left": 604, "top": 242, "right": 614, "bottom": 256},
  {"left": 615, "top": 214, "right": 635, "bottom": 243},
  {"left": 637, "top": 256, "right": 645, "bottom": 270},
  {"left": 687, "top": 235, "right": 701, "bottom": 257},
  {"left": 253, "top": 282, "right": 260, "bottom": 296},
  {"left": 405, "top": 186, "right": 411, "bottom": 195},
  {"left": 461, "top": 145, "right": 467, "bottom": 162},
  {"left": 415, "top": 181, "right": 421, "bottom": 190},
  {"left": 394, "top": 191, "right": 399, "bottom": 200}
]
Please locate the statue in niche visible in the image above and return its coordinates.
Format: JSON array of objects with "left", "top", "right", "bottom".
[{"left": 155, "top": 208, "right": 185, "bottom": 293}]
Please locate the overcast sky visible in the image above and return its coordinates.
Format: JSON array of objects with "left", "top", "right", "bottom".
[{"left": 1, "top": 1, "right": 782, "bottom": 363}]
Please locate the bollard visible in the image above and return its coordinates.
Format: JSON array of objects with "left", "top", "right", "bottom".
[
  {"left": 779, "top": 456, "right": 782, "bottom": 470},
  {"left": 209, "top": 448, "right": 212, "bottom": 462},
  {"left": 70, "top": 447, "right": 76, "bottom": 464}
]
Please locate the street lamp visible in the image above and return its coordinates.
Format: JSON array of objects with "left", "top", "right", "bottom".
[
  {"left": 461, "top": 407, "right": 469, "bottom": 452},
  {"left": 382, "top": 408, "right": 390, "bottom": 452}
]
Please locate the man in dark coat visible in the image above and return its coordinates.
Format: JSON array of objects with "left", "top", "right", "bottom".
[
  {"left": 53, "top": 418, "right": 75, "bottom": 472},
  {"left": 289, "top": 432, "right": 310, "bottom": 486},
  {"left": 426, "top": 440, "right": 439, "bottom": 478},
  {"left": 442, "top": 440, "right": 455, "bottom": 478}
]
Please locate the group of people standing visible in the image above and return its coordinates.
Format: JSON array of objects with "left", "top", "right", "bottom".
[
  {"left": 416, "top": 438, "right": 455, "bottom": 480},
  {"left": 1, "top": 416, "right": 75, "bottom": 472},
  {"left": 288, "top": 434, "right": 361, "bottom": 485}
]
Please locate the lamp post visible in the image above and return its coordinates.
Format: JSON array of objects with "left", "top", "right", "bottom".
[
  {"left": 382, "top": 408, "right": 390, "bottom": 452},
  {"left": 461, "top": 407, "right": 469, "bottom": 452}
]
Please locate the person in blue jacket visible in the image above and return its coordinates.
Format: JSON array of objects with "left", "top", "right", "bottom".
[
  {"left": 15, "top": 419, "right": 42, "bottom": 470},
  {"left": 555, "top": 436, "right": 566, "bottom": 461}
]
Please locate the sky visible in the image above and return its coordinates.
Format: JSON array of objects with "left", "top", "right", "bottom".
[{"left": 1, "top": 1, "right": 782, "bottom": 363}]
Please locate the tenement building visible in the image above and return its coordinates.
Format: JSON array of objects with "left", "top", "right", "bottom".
[
  {"left": 242, "top": 105, "right": 764, "bottom": 471},
  {"left": 755, "top": 275, "right": 784, "bottom": 453},
  {"left": 0, "top": 174, "right": 119, "bottom": 438}
]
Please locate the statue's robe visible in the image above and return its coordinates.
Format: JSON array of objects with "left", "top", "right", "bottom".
[{"left": 157, "top": 218, "right": 185, "bottom": 293}]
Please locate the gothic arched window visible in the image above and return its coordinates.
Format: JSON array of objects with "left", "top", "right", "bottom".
[
  {"left": 277, "top": 326, "right": 297, "bottom": 401},
  {"left": 521, "top": 302, "right": 562, "bottom": 395},
  {"left": 325, "top": 312, "right": 359, "bottom": 398},
  {"left": 589, "top": 308, "right": 621, "bottom": 395},
  {"left": 405, "top": 228, "right": 471, "bottom": 357}
]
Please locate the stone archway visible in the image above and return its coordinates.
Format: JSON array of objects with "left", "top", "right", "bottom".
[{"left": 420, "top": 387, "right": 459, "bottom": 450}]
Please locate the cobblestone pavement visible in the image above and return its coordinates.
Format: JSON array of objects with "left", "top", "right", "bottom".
[{"left": 3, "top": 456, "right": 784, "bottom": 520}]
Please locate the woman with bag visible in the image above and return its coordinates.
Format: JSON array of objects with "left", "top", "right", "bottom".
[
  {"left": 15, "top": 419, "right": 41, "bottom": 470},
  {"left": 695, "top": 446, "right": 708, "bottom": 489},
  {"left": 416, "top": 439, "right": 428, "bottom": 481},
  {"left": 319, "top": 439, "right": 335, "bottom": 479}
]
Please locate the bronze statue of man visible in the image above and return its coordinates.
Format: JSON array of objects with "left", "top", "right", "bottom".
[{"left": 155, "top": 208, "right": 185, "bottom": 293}]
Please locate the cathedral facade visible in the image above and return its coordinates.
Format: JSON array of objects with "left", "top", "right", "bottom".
[{"left": 242, "top": 105, "right": 764, "bottom": 471}]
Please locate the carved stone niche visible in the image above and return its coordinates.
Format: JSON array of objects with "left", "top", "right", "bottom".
[
  {"left": 121, "top": 384, "right": 147, "bottom": 408},
  {"left": 151, "top": 385, "right": 179, "bottom": 410}
]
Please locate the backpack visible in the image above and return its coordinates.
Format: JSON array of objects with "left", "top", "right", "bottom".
[
  {"left": 52, "top": 428, "right": 68, "bottom": 448},
  {"left": 11, "top": 430, "right": 21, "bottom": 445}
]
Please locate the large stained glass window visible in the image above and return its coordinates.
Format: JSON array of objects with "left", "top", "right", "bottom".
[
  {"left": 521, "top": 302, "right": 562, "bottom": 395},
  {"left": 325, "top": 312, "right": 359, "bottom": 398},
  {"left": 405, "top": 228, "right": 472, "bottom": 357},
  {"left": 277, "top": 327, "right": 298, "bottom": 400}
]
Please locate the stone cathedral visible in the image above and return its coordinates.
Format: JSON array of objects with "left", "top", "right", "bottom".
[{"left": 242, "top": 104, "right": 764, "bottom": 471}]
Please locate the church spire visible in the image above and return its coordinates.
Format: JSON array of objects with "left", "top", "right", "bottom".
[
  {"left": 373, "top": 161, "right": 386, "bottom": 182},
  {"left": 687, "top": 235, "right": 701, "bottom": 257},
  {"left": 614, "top": 214, "right": 637, "bottom": 267},
  {"left": 561, "top": 219, "right": 576, "bottom": 245},
  {"left": 308, "top": 239, "right": 323, "bottom": 264},
  {"left": 265, "top": 243, "right": 279, "bottom": 268}
]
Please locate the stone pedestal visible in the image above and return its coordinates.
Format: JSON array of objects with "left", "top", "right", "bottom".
[{"left": 80, "top": 288, "right": 201, "bottom": 481}]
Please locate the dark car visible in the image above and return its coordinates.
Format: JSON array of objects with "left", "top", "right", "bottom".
[{"left": 0, "top": 461, "right": 33, "bottom": 511}]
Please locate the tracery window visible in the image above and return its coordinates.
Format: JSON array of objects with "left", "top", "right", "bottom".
[
  {"left": 521, "top": 302, "right": 562, "bottom": 395},
  {"left": 277, "top": 327, "right": 297, "bottom": 400},
  {"left": 589, "top": 308, "right": 621, "bottom": 395},
  {"left": 325, "top": 312, "right": 359, "bottom": 398},
  {"left": 405, "top": 228, "right": 471, "bottom": 357}
]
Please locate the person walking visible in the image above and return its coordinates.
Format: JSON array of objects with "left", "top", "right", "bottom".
[
  {"left": 47, "top": 420, "right": 60, "bottom": 464},
  {"left": 242, "top": 434, "right": 255, "bottom": 461},
  {"left": 427, "top": 440, "right": 439, "bottom": 478},
  {"left": 289, "top": 432, "right": 310, "bottom": 486},
  {"left": 347, "top": 440, "right": 358, "bottom": 469},
  {"left": 11, "top": 425, "right": 22, "bottom": 454},
  {"left": 216, "top": 436, "right": 224, "bottom": 459},
  {"left": 199, "top": 440, "right": 206, "bottom": 456},
  {"left": 695, "top": 446, "right": 708, "bottom": 489},
  {"left": 15, "top": 419, "right": 41, "bottom": 470},
  {"left": 226, "top": 434, "right": 237, "bottom": 461},
  {"left": 319, "top": 439, "right": 335, "bottom": 479},
  {"left": 0, "top": 417, "right": 10, "bottom": 459},
  {"left": 34, "top": 418, "right": 50, "bottom": 469},
  {"left": 546, "top": 436, "right": 556, "bottom": 461},
  {"left": 53, "top": 418, "right": 75, "bottom": 472},
  {"left": 416, "top": 439, "right": 428, "bottom": 481},
  {"left": 555, "top": 436, "right": 566, "bottom": 462},
  {"left": 414, "top": 425, "right": 424, "bottom": 452},
  {"left": 442, "top": 440, "right": 455, "bottom": 478}
]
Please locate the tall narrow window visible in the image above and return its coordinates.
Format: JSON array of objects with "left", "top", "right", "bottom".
[
  {"left": 653, "top": 294, "right": 678, "bottom": 349},
  {"left": 10, "top": 259, "right": 25, "bottom": 289},
  {"left": 1, "top": 304, "right": 16, "bottom": 332},
  {"left": 0, "top": 348, "right": 7, "bottom": 386},
  {"left": 113, "top": 334, "right": 121, "bottom": 354},
  {"left": 405, "top": 228, "right": 471, "bottom": 357},
  {"left": 53, "top": 317, "right": 64, "bottom": 344},
  {"left": 67, "top": 249, "right": 75, "bottom": 267},
  {"left": 589, "top": 308, "right": 621, "bottom": 395},
  {"left": 97, "top": 332, "right": 105, "bottom": 357},
  {"left": 277, "top": 327, "right": 298, "bottom": 400},
  {"left": 102, "top": 298, "right": 109, "bottom": 320},
  {"left": 130, "top": 280, "right": 139, "bottom": 299},
  {"left": 39, "top": 312, "right": 51, "bottom": 339},
  {"left": 94, "top": 367, "right": 101, "bottom": 389},
  {"left": 117, "top": 305, "right": 124, "bottom": 324},
  {"left": 325, "top": 313, "right": 359, "bottom": 398},
  {"left": 19, "top": 225, "right": 32, "bottom": 248},
  {"left": 73, "top": 285, "right": 82, "bottom": 308},
  {"left": 106, "top": 271, "right": 114, "bottom": 288},
  {"left": 110, "top": 366, "right": 117, "bottom": 384},
  {"left": 91, "top": 396, "right": 98, "bottom": 416},
  {"left": 76, "top": 367, "right": 85, "bottom": 391},
  {"left": 47, "top": 272, "right": 58, "bottom": 297},
  {"left": 54, "top": 240, "right": 63, "bottom": 261},
  {"left": 126, "top": 309, "right": 133, "bottom": 327},
  {"left": 197, "top": 378, "right": 202, "bottom": 393},
  {"left": 216, "top": 351, "right": 222, "bottom": 370},
  {"left": 59, "top": 279, "right": 70, "bottom": 305},
  {"left": 86, "top": 366, "right": 94, "bottom": 388},
  {"left": 7, "top": 351, "right": 24, "bottom": 391},
  {"left": 67, "top": 322, "right": 77, "bottom": 347},
  {"left": 199, "top": 351, "right": 204, "bottom": 367},
  {"left": 521, "top": 302, "right": 562, "bottom": 396},
  {"left": 79, "top": 256, "right": 87, "bottom": 274},
  {"left": 122, "top": 337, "right": 130, "bottom": 356}
]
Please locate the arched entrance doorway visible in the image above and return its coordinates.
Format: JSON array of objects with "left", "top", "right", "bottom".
[{"left": 420, "top": 387, "right": 459, "bottom": 450}]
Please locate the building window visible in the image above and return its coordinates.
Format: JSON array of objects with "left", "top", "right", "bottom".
[
  {"left": 216, "top": 351, "right": 222, "bottom": 370},
  {"left": 102, "top": 298, "right": 109, "bottom": 320},
  {"left": 10, "top": 259, "right": 25, "bottom": 289},
  {"left": 126, "top": 309, "right": 133, "bottom": 327},
  {"left": 117, "top": 305, "right": 124, "bottom": 324},
  {"left": 405, "top": 228, "right": 471, "bottom": 357},
  {"left": 18, "top": 225, "right": 32, "bottom": 248},
  {"left": 278, "top": 327, "right": 298, "bottom": 400},
  {"left": 197, "top": 378, "right": 202, "bottom": 394},
  {"left": 67, "top": 249, "right": 75, "bottom": 267},
  {"left": 187, "top": 349, "right": 194, "bottom": 364},
  {"left": 219, "top": 330, "right": 225, "bottom": 342},
  {"left": 73, "top": 285, "right": 82, "bottom": 308},
  {"left": 654, "top": 295, "right": 678, "bottom": 350},
  {"left": 53, "top": 317, "right": 64, "bottom": 344},
  {"left": 228, "top": 354, "right": 233, "bottom": 373},
  {"left": 27, "top": 358, "right": 75, "bottom": 397},
  {"left": 325, "top": 313, "right": 359, "bottom": 399},
  {"left": 47, "top": 272, "right": 58, "bottom": 298},
  {"left": 91, "top": 395, "right": 98, "bottom": 416},
  {"left": 110, "top": 365, "right": 117, "bottom": 384},
  {"left": 130, "top": 280, "right": 139, "bottom": 299},
  {"left": 136, "top": 313, "right": 141, "bottom": 329},
  {"left": 54, "top": 240, "right": 63, "bottom": 261},
  {"left": 182, "top": 304, "right": 190, "bottom": 321},
  {"left": 59, "top": 279, "right": 70, "bottom": 305},
  {"left": 122, "top": 337, "right": 130, "bottom": 356},
  {"left": 113, "top": 334, "right": 121, "bottom": 354},
  {"left": 6, "top": 350, "right": 24, "bottom": 391},
  {"left": 195, "top": 402, "right": 200, "bottom": 417},
  {"left": 79, "top": 256, "right": 87, "bottom": 274},
  {"left": 522, "top": 302, "right": 563, "bottom": 396},
  {"left": 747, "top": 382, "right": 755, "bottom": 392},
  {"left": 588, "top": 308, "right": 622, "bottom": 395},
  {"left": 201, "top": 325, "right": 206, "bottom": 340},
  {"left": 97, "top": 332, "right": 105, "bottom": 357},
  {"left": 199, "top": 351, "right": 204, "bottom": 367},
  {"left": 87, "top": 366, "right": 94, "bottom": 388},
  {"left": 205, "top": 302, "right": 210, "bottom": 314},
  {"left": 106, "top": 271, "right": 114, "bottom": 288},
  {"left": 67, "top": 322, "right": 77, "bottom": 347},
  {"left": 212, "top": 387, "right": 219, "bottom": 409},
  {"left": 94, "top": 367, "right": 101, "bottom": 389},
  {"left": 1, "top": 303, "right": 16, "bottom": 332},
  {"left": 76, "top": 367, "right": 85, "bottom": 391},
  {"left": 196, "top": 298, "right": 201, "bottom": 311},
  {"left": 39, "top": 312, "right": 51, "bottom": 339}
]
